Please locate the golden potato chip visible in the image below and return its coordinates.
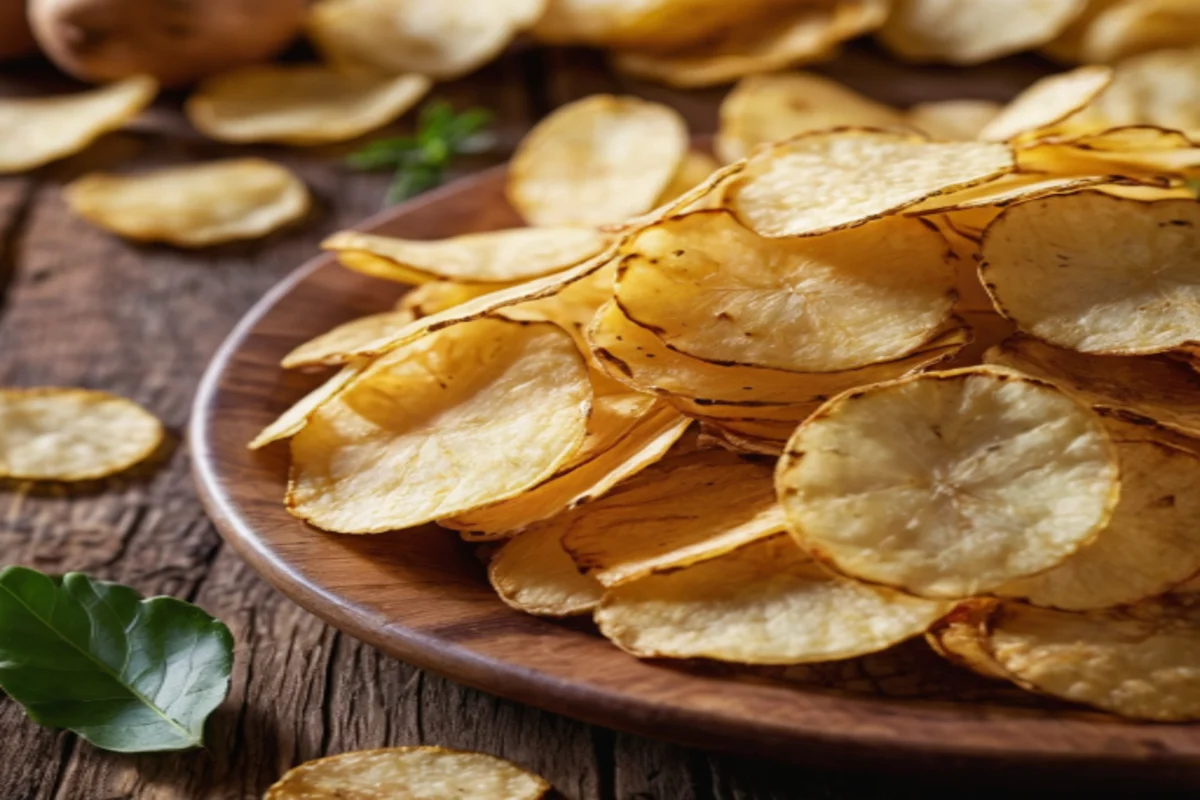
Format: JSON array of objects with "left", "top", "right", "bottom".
[
  {"left": 984, "top": 335, "right": 1200, "bottom": 439},
  {"left": 557, "top": 450, "right": 785, "bottom": 586},
  {"left": 906, "top": 99, "right": 1002, "bottom": 141},
  {"left": 1069, "top": 47, "right": 1200, "bottom": 137},
  {"left": 0, "top": 75, "right": 157, "bottom": 174},
  {"left": 443, "top": 405, "right": 690, "bottom": 535},
  {"left": 981, "top": 192, "right": 1200, "bottom": 356},
  {"left": 308, "top": 0, "right": 545, "bottom": 80},
  {"left": 397, "top": 281, "right": 496, "bottom": 317},
  {"left": 926, "top": 600, "right": 1010, "bottom": 681},
  {"left": 287, "top": 319, "right": 591, "bottom": 533},
  {"left": 265, "top": 746, "right": 550, "bottom": 800},
  {"left": 656, "top": 150, "right": 721, "bottom": 205},
  {"left": 507, "top": 95, "right": 689, "bottom": 227},
  {"left": 1015, "top": 126, "right": 1200, "bottom": 180},
  {"left": 531, "top": 0, "right": 783, "bottom": 49},
  {"left": 496, "top": 259, "right": 617, "bottom": 349},
  {"left": 617, "top": 210, "right": 956, "bottom": 372},
  {"left": 1040, "top": 0, "right": 1124, "bottom": 63},
  {"left": 250, "top": 363, "right": 367, "bottom": 450},
  {"left": 666, "top": 393, "right": 819, "bottom": 424},
  {"left": 727, "top": 129, "right": 1013, "bottom": 237},
  {"left": 65, "top": 159, "right": 310, "bottom": 247},
  {"left": 596, "top": 536, "right": 953, "bottom": 664},
  {"left": 776, "top": 367, "right": 1121, "bottom": 598},
  {"left": 282, "top": 311, "right": 416, "bottom": 370},
  {"left": 985, "top": 597, "right": 1200, "bottom": 721},
  {"left": 0, "top": 388, "right": 163, "bottom": 480},
  {"left": 696, "top": 421, "right": 788, "bottom": 456},
  {"left": 186, "top": 66, "right": 431, "bottom": 145},
  {"left": 999, "top": 432, "right": 1200, "bottom": 610},
  {"left": 903, "top": 173, "right": 1109, "bottom": 215},
  {"left": 1080, "top": 0, "right": 1200, "bottom": 63},
  {"left": 715, "top": 71, "right": 907, "bottom": 164},
  {"left": 601, "top": 161, "right": 747, "bottom": 236},
  {"left": 977, "top": 64, "right": 1112, "bottom": 142},
  {"left": 489, "top": 515, "right": 603, "bottom": 617},
  {"left": 878, "top": 0, "right": 1088, "bottom": 65},
  {"left": 324, "top": 227, "right": 608, "bottom": 286}
]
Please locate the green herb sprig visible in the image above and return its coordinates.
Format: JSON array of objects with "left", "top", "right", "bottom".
[{"left": 348, "top": 101, "right": 494, "bottom": 203}]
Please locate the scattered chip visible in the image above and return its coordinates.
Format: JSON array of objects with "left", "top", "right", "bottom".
[
  {"left": 0, "top": 75, "right": 157, "bottom": 174},
  {"left": 977, "top": 64, "right": 1112, "bottom": 142},
  {"left": 397, "top": 281, "right": 496, "bottom": 317},
  {"left": 489, "top": 514, "right": 604, "bottom": 617},
  {"left": 507, "top": 95, "right": 688, "bottom": 227},
  {"left": 0, "top": 388, "right": 163, "bottom": 480},
  {"left": 981, "top": 192, "right": 1200, "bottom": 356},
  {"left": 282, "top": 311, "right": 416, "bottom": 370},
  {"left": 1079, "top": 0, "right": 1200, "bottom": 63},
  {"left": 187, "top": 66, "right": 431, "bottom": 145},
  {"left": 250, "top": 363, "right": 367, "bottom": 450},
  {"left": 906, "top": 99, "right": 1002, "bottom": 140},
  {"left": 776, "top": 367, "right": 1120, "bottom": 598},
  {"left": 1068, "top": 47, "right": 1200, "bottom": 138},
  {"left": 287, "top": 319, "right": 591, "bottom": 533},
  {"left": 264, "top": 746, "right": 551, "bottom": 800},
  {"left": 65, "top": 158, "right": 310, "bottom": 247},
  {"left": 596, "top": 536, "right": 953, "bottom": 663}
]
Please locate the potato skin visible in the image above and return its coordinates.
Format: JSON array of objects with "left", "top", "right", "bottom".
[
  {"left": 0, "top": 0, "right": 38, "bottom": 60},
  {"left": 29, "top": 0, "right": 308, "bottom": 87}
]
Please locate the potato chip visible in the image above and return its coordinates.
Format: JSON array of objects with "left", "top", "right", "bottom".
[
  {"left": 187, "top": 67, "right": 431, "bottom": 145},
  {"left": 64, "top": 159, "right": 310, "bottom": 247},
  {"left": 878, "top": 0, "right": 1088, "bottom": 65},
  {"left": 282, "top": 311, "right": 416, "bottom": 370},
  {"left": 727, "top": 130, "right": 1013, "bottom": 237},
  {"left": 531, "top": 0, "right": 782, "bottom": 49},
  {"left": 776, "top": 367, "right": 1121, "bottom": 598},
  {"left": 999, "top": 432, "right": 1200, "bottom": 610},
  {"left": 985, "top": 597, "right": 1200, "bottom": 721},
  {"left": 1068, "top": 47, "right": 1200, "bottom": 138},
  {"left": 696, "top": 421, "right": 788, "bottom": 456},
  {"left": 0, "top": 388, "right": 163, "bottom": 480},
  {"left": 265, "top": 746, "right": 550, "bottom": 800},
  {"left": 507, "top": 95, "right": 688, "bottom": 227},
  {"left": 308, "top": 0, "right": 545, "bottom": 80},
  {"left": 926, "top": 600, "right": 1010, "bottom": 680},
  {"left": 324, "top": 227, "right": 608, "bottom": 286},
  {"left": 496, "top": 260, "right": 617, "bottom": 349},
  {"left": 715, "top": 72, "right": 907, "bottom": 164},
  {"left": 656, "top": 151, "right": 721, "bottom": 205},
  {"left": 903, "top": 173, "right": 1109, "bottom": 216},
  {"left": 489, "top": 514, "right": 603, "bottom": 617},
  {"left": 1015, "top": 127, "right": 1200, "bottom": 183},
  {"left": 984, "top": 335, "right": 1200, "bottom": 439},
  {"left": 287, "top": 319, "right": 591, "bottom": 533},
  {"left": 617, "top": 210, "right": 956, "bottom": 372},
  {"left": 1040, "top": 0, "right": 1124, "bottom": 63},
  {"left": 1080, "top": 0, "right": 1200, "bottom": 63},
  {"left": 250, "top": 363, "right": 367, "bottom": 450},
  {"left": 977, "top": 65, "right": 1112, "bottom": 142},
  {"left": 0, "top": 75, "right": 157, "bottom": 174},
  {"left": 556, "top": 450, "right": 785, "bottom": 586},
  {"left": 596, "top": 536, "right": 953, "bottom": 664},
  {"left": 601, "top": 161, "right": 747, "bottom": 236},
  {"left": 906, "top": 99, "right": 1002, "bottom": 141},
  {"left": 397, "top": 281, "right": 496, "bottom": 317},
  {"left": 981, "top": 192, "right": 1200, "bottom": 356}
]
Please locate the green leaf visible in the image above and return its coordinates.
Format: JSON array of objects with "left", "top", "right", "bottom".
[{"left": 0, "top": 566, "right": 234, "bottom": 753}]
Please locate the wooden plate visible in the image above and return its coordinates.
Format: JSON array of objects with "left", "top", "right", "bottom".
[{"left": 191, "top": 166, "right": 1200, "bottom": 781}]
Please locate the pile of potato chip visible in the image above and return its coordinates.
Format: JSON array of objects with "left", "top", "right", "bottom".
[{"left": 257, "top": 46, "right": 1200, "bottom": 722}]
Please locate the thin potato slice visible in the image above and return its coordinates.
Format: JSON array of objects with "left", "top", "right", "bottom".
[
  {"left": 0, "top": 75, "right": 157, "bottom": 173},
  {"left": 265, "top": 746, "right": 550, "bottom": 800},
  {"left": 984, "top": 335, "right": 1200, "bottom": 439},
  {"left": 287, "top": 319, "right": 591, "bottom": 533},
  {"left": 1015, "top": 126, "right": 1200, "bottom": 179},
  {"left": 1041, "top": 0, "right": 1124, "bottom": 63},
  {"left": 496, "top": 260, "right": 617, "bottom": 349},
  {"left": 596, "top": 536, "right": 953, "bottom": 664},
  {"left": 489, "top": 516, "right": 603, "bottom": 617},
  {"left": 977, "top": 64, "right": 1112, "bottom": 142},
  {"left": 559, "top": 450, "right": 785, "bottom": 587},
  {"left": 727, "top": 130, "right": 1013, "bottom": 237},
  {"left": 250, "top": 363, "right": 366, "bottom": 450},
  {"left": 666, "top": 394, "right": 820, "bottom": 424},
  {"left": 324, "top": 227, "right": 608, "bottom": 285},
  {"left": 397, "top": 281, "right": 496, "bottom": 317},
  {"left": 656, "top": 150, "right": 721, "bottom": 206},
  {"left": 696, "top": 421, "right": 788, "bottom": 456},
  {"left": 187, "top": 67, "right": 431, "bottom": 145},
  {"left": 906, "top": 99, "right": 1002, "bottom": 141},
  {"left": 531, "top": 0, "right": 782, "bottom": 49},
  {"left": 878, "top": 0, "right": 1088, "bottom": 65},
  {"left": 926, "top": 600, "right": 1010, "bottom": 680},
  {"left": 282, "top": 311, "right": 416, "bottom": 369},
  {"left": 715, "top": 71, "right": 907, "bottom": 164},
  {"left": 0, "top": 388, "right": 163, "bottom": 480},
  {"left": 65, "top": 159, "right": 309, "bottom": 247},
  {"left": 507, "top": 95, "right": 688, "bottom": 227},
  {"left": 903, "top": 173, "right": 1109, "bottom": 216},
  {"left": 308, "top": 0, "right": 545, "bottom": 80},
  {"left": 999, "top": 433, "right": 1200, "bottom": 610},
  {"left": 981, "top": 192, "right": 1200, "bottom": 356},
  {"left": 617, "top": 210, "right": 956, "bottom": 372},
  {"left": 776, "top": 367, "right": 1121, "bottom": 598},
  {"left": 986, "top": 598, "right": 1200, "bottom": 721},
  {"left": 1080, "top": 0, "right": 1200, "bottom": 63},
  {"left": 1069, "top": 47, "right": 1200, "bottom": 138}
]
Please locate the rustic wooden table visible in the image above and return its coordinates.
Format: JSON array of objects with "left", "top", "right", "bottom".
[{"left": 0, "top": 45, "right": 1193, "bottom": 800}]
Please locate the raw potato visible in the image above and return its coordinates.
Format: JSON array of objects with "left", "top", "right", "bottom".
[
  {"left": 65, "top": 158, "right": 310, "bottom": 247},
  {"left": 0, "top": 0, "right": 37, "bottom": 59},
  {"left": 250, "top": 363, "right": 366, "bottom": 450},
  {"left": 977, "top": 64, "right": 1112, "bottom": 141},
  {"left": 265, "top": 746, "right": 550, "bottom": 800},
  {"left": 596, "top": 536, "right": 953, "bottom": 664},
  {"left": 287, "top": 319, "right": 592, "bottom": 533},
  {"left": 776, "top": 368, "right": 1121, "bottom": 598},
  {"left": 507, "top": 95, "right": 689, "bottom": 227},
  {"left": 186, "top": 66, "right": 431, "bottom": 145},
  {"left": 281, "top": 311, "right": 416, "bottom": 370},
  {"left": 489, "top": 517, "right": 604, "bottom": 616},
  {"left": 981, "top": 192, "right": 1200, "bottom": 356},
  {"left": 309, "top": 0, "right": 545, "bottom": 80},
  {"left": 0, "top": 75, "right": 157, "bottom": 174},
  {"left": 727, "top": 129, "right": 1013, "bottom": 237},
  {"left": 906, "top": 99, "right": 1002, "bottom": 140},
  {"left": 616, "top": 210, "right": 956, "bottom": 372},
  {"left": 0, "top": 388, "right": 163, "bottom": 480},
  {"left": 30, "top": 0, "right": 307, "bottom": 87}
]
